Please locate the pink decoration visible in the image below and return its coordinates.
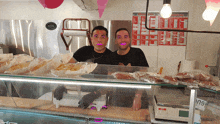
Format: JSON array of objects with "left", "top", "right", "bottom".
[
  {"left": 204, "top": 0, "right": 220, "bottom": 26},
  {"left": 38, "top": 0, "right": 46, "bottom": 8},
  {"left": 97, "top": 0, "right": 108, "bottom": 18},
  {"left": 38, "top": 0, "right": 64, "bottom": 9},
  {"left": 205, "top": 0, "right": 220, "bottom": 3}
]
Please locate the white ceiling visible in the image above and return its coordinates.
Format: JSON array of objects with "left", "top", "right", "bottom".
[{"left": 72, "top": 0, "right": 98, "bottom": 11}]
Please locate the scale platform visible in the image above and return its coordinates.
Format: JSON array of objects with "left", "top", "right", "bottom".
[{"left": 153, "top": 88, "right": 200, "bottom": 122}]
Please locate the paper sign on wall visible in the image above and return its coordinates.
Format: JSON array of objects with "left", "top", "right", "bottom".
[{"left": 132, "top": 12, "right": 188, "bottom": 46}]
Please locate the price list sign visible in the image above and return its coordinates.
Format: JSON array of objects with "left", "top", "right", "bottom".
[{"left": 132, "top": 12, "right": 188, "bottom": 46}]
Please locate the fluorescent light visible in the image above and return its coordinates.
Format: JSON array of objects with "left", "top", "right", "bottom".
[{"left": 0, "top": 76, "right": 151, "bottom": 89}]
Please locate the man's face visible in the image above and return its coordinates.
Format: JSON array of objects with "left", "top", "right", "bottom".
[
  {"left": 115, "top": 30, "right": 130, "bottom": 50},
  {"left": 91, "top": 30, "right": 108, "bottom": 52}
]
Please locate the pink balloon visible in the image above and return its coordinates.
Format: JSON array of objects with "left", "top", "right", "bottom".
[
  {"left": 205, "top": 0, "right": 220, "bottom": 3},
  {"left": 38, "top": 0, "right": 64, "bottom": 9},
  {"left": 97, "top": 0, "right": 108, "bottom": 18}
]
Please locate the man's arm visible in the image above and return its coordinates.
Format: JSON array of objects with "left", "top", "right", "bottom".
[
  {"left": 72, "top": 46, "right": 89, "bottom": 62},
  {"left": 97, "top": 87, "right": 113, "bottom": 95},
  {"left": 78, "top": 87, "right": 113, "bottom": 109},
  {"left": 132, "top": 89, "right": 144, "bottom": 111},
  {"left": 68, "top": 58, "right": 77, "bottom": 63},
  {"left": 133, "top": 49, "right": 148, "bottom": 110},
  {"left": 139, "top": 67, "right": 148, "bottom": 72}
]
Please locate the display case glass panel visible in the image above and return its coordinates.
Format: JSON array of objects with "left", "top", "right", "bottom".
[{"left": 0, "top": 64, "right": 218, "bottom": 123}]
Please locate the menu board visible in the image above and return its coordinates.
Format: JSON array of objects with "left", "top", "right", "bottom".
[{"left": 132, "top": 12, "right": 188, "bottom": 46}]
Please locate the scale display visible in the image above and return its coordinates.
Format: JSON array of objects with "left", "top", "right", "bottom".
[{"left": 179, "top": 110, "right": 189, "bottom": 118}]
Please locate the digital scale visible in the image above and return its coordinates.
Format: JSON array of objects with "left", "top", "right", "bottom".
[{"left": 153, "top": 88, "right": 200, "bottom": 122}]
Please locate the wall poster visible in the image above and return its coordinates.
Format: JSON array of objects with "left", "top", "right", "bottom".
[{"left": 132, "top": 12, "right": 188, "bottom": 46}]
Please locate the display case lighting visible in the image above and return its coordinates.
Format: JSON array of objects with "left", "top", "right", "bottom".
[{"left": 0, "top": 76, "right": 151, "bottom": 89}]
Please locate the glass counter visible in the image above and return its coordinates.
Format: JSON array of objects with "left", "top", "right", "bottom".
[{"left": 0, "top": 64, "right": 218, "bottom": 124}]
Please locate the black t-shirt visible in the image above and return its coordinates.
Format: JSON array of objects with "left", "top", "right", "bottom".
[
  {"left": 109, "top": 47, "right": 149, "bottom": 67},
  {"left": 73, "top": 46, "right": 112, "bottom": 64},
  {"left": 107, "top": 47, "right": 149, "bottom": 108},
  {"left": 73, "top": 46, "right": 112, "bottom": 92}
]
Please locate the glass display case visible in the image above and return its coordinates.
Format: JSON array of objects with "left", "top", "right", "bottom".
[{"left": 0, "top": 64, "right": 219, "bottom": 124}]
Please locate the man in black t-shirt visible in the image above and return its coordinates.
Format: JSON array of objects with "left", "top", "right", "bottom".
[
  {"left": 110, "top": 28, "right": 149, "bottom": 67},
  {"left": 54, "top": 26, "right": 112, "bottom": 100},
  {"left": 78, "top": 28, "right": 149, "bottom": 111},
  {"left": 70, "top": 46, "right": 111, "bottom": 64},
  {"left": 68, "top": 26, "right": 111, "bottom": 64},
  {"left": 109, "top": 28, "right": 149, "bottom": 110}
]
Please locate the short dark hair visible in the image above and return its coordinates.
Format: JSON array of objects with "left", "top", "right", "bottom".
[
  {"left": 115, "top": 28, "right": 130, "bottom": 39},
  {"left": 91, "top": 26, "right": 108, "bottom": 37}
]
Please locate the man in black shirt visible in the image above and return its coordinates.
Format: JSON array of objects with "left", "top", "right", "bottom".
[
  {"left": 68, "top": 26, "right": 111, "bottom": 64},
  {"left": 110, "top": 28, "right": 149, "bottom": 67},
  {"left": 54, "top": 26, "right": 112, "bottom": 100},
  {"left": 109, "top": 28, "right": 149, "bottom": 110},
  {"left": 78, "top": 28, "right": 149, "bottom": 111}
]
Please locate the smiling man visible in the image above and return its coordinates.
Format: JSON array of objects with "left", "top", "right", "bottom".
[
  {"left": 54, "top": 26, "right": 112, "bottom": 101},
  {"left": 78, "top": 28, "right": 149, "bottom": 111},
  {"left": 107, "top": 28, "right": 149, "bottom": 111},
  {"left": 68, "top": 26, "right": 111, "bottom": 64},
  {"left": 111, "top": 28, "right": 149, "bottom": 67}
]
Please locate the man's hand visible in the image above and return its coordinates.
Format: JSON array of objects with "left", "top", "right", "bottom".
[
  {"left": 118, "top": 63, "right": 125, "bottom": 66},
  {"left": 78, "top": 91, "right": 101, "bottom": 109},
  {"left": 68, "top": 58, "right": 77, "bottom": 63},
  {"left": 127, "top": 63, "right": 131, "bottom": 67},
  {"left": 54, "top": 85, "right": 67, "bottom": 100},
  {"left": 132, "top": 94, "right": 142, "bottom": 111}
]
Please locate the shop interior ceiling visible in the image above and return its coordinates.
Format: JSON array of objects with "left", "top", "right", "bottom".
[
  {"left": 72, "top": 0, "right": 157, "bottom": 11},
  {"left": 0, "top": 0, "right": 102, "bottom": 11},
  {"left": 72, "top": 0, "right": 98, "bottom": 11}
]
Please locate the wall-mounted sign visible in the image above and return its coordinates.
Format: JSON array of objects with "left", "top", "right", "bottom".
[
  {"left": 46, "top": 22, "right": 57, "bottom": 30},
  {"left": 132, "top": 12, "right": 188, "bottom": 46}
]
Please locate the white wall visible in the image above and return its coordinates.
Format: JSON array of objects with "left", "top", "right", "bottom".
[{"left": 0, "top": 0, "right": 219, "bottom": 74}]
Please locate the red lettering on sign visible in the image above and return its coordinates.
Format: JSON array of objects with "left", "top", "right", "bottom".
[{"left": 158, "top": 108, "right": 166, "bottom": 111}]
